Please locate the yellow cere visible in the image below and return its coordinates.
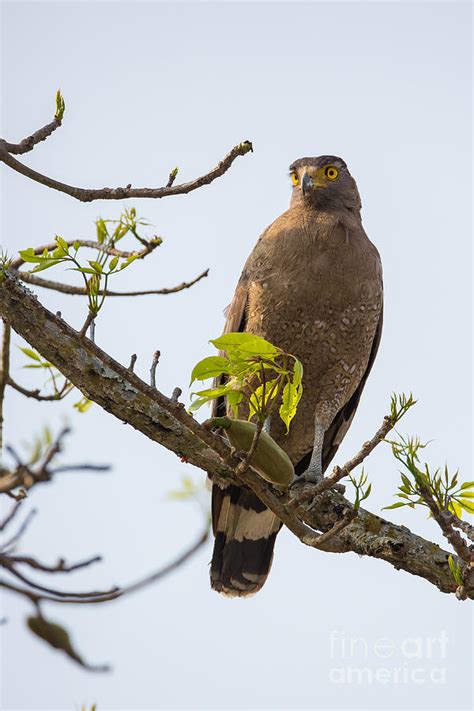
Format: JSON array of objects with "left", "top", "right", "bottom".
[
  {"left": 325, "top": 166, "right": 339, "bottom": 181},
  {"left": 291, "top": 172, "right": 299, "bottom": 186}
]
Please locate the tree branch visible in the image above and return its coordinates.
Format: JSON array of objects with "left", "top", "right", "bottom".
[
  {"left": 0, "top": 272, "right": 469, "bottom": 598},
  {"left": 10, "top": 237, "right": 161, "bottom": 270},
  {"left": 1, "top": 525, "right": 209, "bottom": 605},
  {"left": 0, "top": 322, "right": 11, "bottom": 452},
  {"left": 16, "top": 267, "right": 209, "bottom": 297},
  {"left": 0, "top": 117, "right": 62, "bottom": 155},
  {"left": 0, "top": 141, "right": 253, "bottom": 202}
]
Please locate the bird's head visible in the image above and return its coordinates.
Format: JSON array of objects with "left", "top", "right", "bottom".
[{"left": 289, "top": 155, "right": 361, "bottom": 213}]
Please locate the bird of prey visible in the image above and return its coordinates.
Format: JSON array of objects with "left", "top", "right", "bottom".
[{"left": 211, "top": 155, "right": 383, "bottom": 596}]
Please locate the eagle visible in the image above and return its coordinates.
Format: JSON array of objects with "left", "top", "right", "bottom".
[{"left": 210, "top": 156, "right": 383, "bottom": 596}]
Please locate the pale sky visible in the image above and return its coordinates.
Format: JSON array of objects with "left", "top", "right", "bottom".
[{"left": 0, "top": 1, "right": 472, "bottom": 710}]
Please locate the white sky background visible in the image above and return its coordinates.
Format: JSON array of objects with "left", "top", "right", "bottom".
[{"left": 0, "top": 1, "right": 472, "bottom": 710}]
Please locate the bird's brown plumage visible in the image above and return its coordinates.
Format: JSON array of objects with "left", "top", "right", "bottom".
[{"left": 211, "top": 155, "right": 383, "bottom": 596}]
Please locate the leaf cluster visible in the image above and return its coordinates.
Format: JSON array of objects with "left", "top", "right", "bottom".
[
  {"left": 189, "top": 332, "right": 303, "bottom": 432},
  {"left": 348, "top": 469, "right": 372, "bottom": 510},
  {"left": 384, "top": 434, "right": 474, "bottom": 518},
  {"left": 18, "top": 207, "right": 157, "bottom": 317},
  {"left": 390, "top": 392, "right": 417, "bottom": 425}
]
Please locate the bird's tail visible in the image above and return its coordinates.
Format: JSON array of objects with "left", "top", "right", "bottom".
[{"left": 210, "top": 483, "right": 281, "bottom": 597}]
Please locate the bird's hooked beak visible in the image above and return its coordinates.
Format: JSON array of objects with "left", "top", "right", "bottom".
[{"left": 301, "top": 172, "right": 314, "bottom": 196}]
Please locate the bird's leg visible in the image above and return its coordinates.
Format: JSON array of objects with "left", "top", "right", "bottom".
[{"left": 297, "top": 420, "right": 325, "bottom": 484}]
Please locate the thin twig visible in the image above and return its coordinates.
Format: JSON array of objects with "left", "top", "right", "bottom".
[
  {"left": 1, "top": 560, "right": 119, "bottom": 599},
  {"left": 16, "top": 267, "right": 209, "bottom": 297},
  {"left": 0, "top": 501, "right": 23, "bottom": 531},
  {"left": 48, "top": 463, "right": 110, "bottom": 475},
  {"left": 294, "top": 415, "right": 394, "bottom": 504},
  {"left": 79, "top": 311, "right": 96, "bottom": 338},
  {"left": 7, "top": 377, "right": 72, "bottom": 402},
  {"left": 305, "top": 508, "right": 357, "bottom": 548},
  {"left": 150, "top": 351, "right": 160, "bottom": 388},
  {"left": 1, "top": 508, "right": 37, "bottom": 550},
  {"left": 0, "top": 322, "right": 11, "bottom": 452},
  {"left": 1, "top": 525, "right": 209, "bottom": 605},
  {"left": 2, "top": 554, "right": 102, "bottom": 574},
  {"left": 0, "top": 141, "right": 253, "bottom": 202},
  {"left": 0, "top": 118, "right": 62, "bottom": 155},
  {"left": 171, "top": 387, "right": 182, "bottom": 403}
]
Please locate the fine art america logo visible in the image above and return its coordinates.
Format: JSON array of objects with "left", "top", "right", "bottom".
[{"left": 329, "top": 629, "right": 448, "bottom": 685}]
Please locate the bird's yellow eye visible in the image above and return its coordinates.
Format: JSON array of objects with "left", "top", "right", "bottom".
[
  {"left": 291, "top": 172, "right": 299, "bottom": 186},
  {"left": 325, "top": 166, "right": 339, "bottom": 181}
]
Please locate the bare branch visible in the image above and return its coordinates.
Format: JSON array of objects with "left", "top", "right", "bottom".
[
  {"left": 150, "top": 350, "right": 161, "bottom": 389},
  {"left": 0, "top": 141, "right": 253, "bottom": 202},
  {"left": 0, "top": 322, "right": 11, "bottom": 451},
  {"left": 1, "top": 524, "right": 209, "bottom": 605},
  {"left": 79, "top": 312, "right": 96, "bottom": 339},
  {"left": 5, "top": 554, "right": 102, "bottom": 574},
  {"left": 0, "top": 427, "right": 107, "bottom": 495},
  {"left": 0, "top": 501, "right": 23, "bottom": 531},
  {"left": 0, "top": 118, "right": 62, "bottom": 156},
  {"left": 1, "top": 508, "right": 37, "bottom": 551},
  {"left": 7, "top": 377, "right": 71, "bottom": 401}
]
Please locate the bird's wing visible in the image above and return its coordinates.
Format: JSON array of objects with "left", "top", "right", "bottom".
[
  {"left": 294, "top": 309, "right": 384, "bottom": 476},
  {"left": 211, "top": 268, "right": 250, "bottom": 418}
]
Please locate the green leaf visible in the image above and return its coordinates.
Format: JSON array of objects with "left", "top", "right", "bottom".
[
  {"left": 460, "top": 481, "right": 474, "bottom": 490},
  {"left": 119, "top": 254, "right": 139, "bottom": 270},
  {"left": 31, "top": 260, "right": 62, "bottom": 273},
  {"left": 447, "top": 555, "right": 463, "bottom": 585},
  {"left": 382, "top": 501, "right": 408, "bottom": 510},
  {"left": 69, "top": 267, "right": 98, "bottom": 275},
  {"left": 73, "top": 397, "right": 93, "bottom": 414},
  {"left": 96, "top": 218, "right": 108, "bottom": 244},
  {"left": 226, "top": 390, "right": 243, "bottom": 418},
  {"left": 188, "top": 396, "right": 213, "bottom": 413},
  {"left": 20, "top": 346, "right": 41, "bottom": 362},
  {"left": 88, "top": 260, "right": 103, "bottom": 273},
  {"left": 210, "top": 332, "right": 280, "bottom": 357},
  {"left": 193, "top": 384, "right": 234, "bottom": 398},
  {"left": 113, "top": 223, "right": 129, "bottom": 241},
  {"left": 18, "top": 248, "right": 43, "bottom": 263},
  {"left": 292, "top": 358, "right": 304, "bottom": 388},
  {"left": 73, "top": 241, "right": 81, "bottom": 252},
  {"left": 450, "top": 500, "right": 463, "bottom": 519},
  {"left": 279, "top": 379, "right": 302, "bottom": 432},
  {"left": 108, "top": 256, "right": 119, "bottom": 271},
  {"left": 361, "top": 483, "right": 372, "bottom": 502},
  {"left": 458, "top": 499, "right": 474, "bottom": 513},
  {"left": 55, "top": 235, "right": 69, "bottom": 251},
  {"left": 190, "top": 356, "right": 230, "bottom": 384},
  {"left": 248, "top": 382, "right": 278, "bottom": 419},
  {"left": 54, "top": 89, "right": 65, "bottom": 121}
]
